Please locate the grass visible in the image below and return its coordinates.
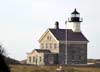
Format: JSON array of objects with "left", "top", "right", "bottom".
[{"left": 10, "top": 64, "right": 100, "bottom": 72}]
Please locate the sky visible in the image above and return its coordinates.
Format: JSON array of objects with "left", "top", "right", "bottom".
[{"left": 0, "top": 0, "right": 99, "bottom": 60}]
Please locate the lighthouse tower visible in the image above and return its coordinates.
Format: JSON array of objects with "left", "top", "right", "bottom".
[{"left": 67, "top": 9, "right": 83, "bottom": 32}]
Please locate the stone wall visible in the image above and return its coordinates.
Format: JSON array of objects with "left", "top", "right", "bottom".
[
  {"left": 58, "top": 43, "right": 87, "bottom": 65},
  {"left": 67, "top": 44, "right": 87, "bottom": 64},
  {"left": 59, "top": 43, "right": 67, "bottom": 65},
  {"left": 44, "top": 53, "right": 58, "bottom": 65}
]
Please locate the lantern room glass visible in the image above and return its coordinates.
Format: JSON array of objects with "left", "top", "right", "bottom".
[{"left": 71, "top": 14, "right": 80, "bottom": 17}]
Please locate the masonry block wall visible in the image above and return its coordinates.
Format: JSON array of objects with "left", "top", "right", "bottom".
[{"left": 67, "top": 44, "right": 87, "bottom": 64}]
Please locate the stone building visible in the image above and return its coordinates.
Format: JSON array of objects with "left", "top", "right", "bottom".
[{"left": 27, "top": 9, "right": 89, "bottom": 65}]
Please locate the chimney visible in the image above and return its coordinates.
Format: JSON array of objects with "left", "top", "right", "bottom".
[{"left": 55, "top": 21, "right": 59, "bottom": 29}]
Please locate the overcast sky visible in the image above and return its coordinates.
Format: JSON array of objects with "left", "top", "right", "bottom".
[{"left": 0, "top": 0, "right": 99, "bottom": 60}]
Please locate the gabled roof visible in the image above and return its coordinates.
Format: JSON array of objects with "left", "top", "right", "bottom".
[
  {"left": 39, "top": 29, "right": 58, "bottom": 42},
  {"left": 35, "top": 49, "right": 51, "bottom": 53},
  {"left": 49, "top": 29, "right": 66, "bottom": 41},
  {"left": 49, "top": 29, "right": 88, "bottom": 41},
  {"left": 27, "top": 49, "right": 51, "bottom": 55}
]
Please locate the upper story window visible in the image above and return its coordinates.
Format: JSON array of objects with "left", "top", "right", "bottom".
[
  {"left": 72, "top": 56, "right": 74, "bottom": 60},
  {"left": 79, "top": 56, "right": 82, "bottom": 60},
  {"left": 54, "top": 43, "right": 57, "bottom": 49},
  {"left": 50, "top": 43, "right": 52, "bottom": 49},
  {"left": 71, "top": 50, "right": 75, "bottom": 54},
  {"left": 46, "top": 43, "right": 48, "bottom": 49},
  {"left": 47, "top": 36, "right": 52, "bottom": 40},
  {"left": 41, "top": 43, "right": 44, "bottom": 49}
]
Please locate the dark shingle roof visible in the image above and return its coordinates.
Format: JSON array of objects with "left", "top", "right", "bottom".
[
  {"left": 35, "top": 49, "right": 51, "bottom": 53},
  {"left": 49, "top": 29, "right": 88, "bottom": 41}
]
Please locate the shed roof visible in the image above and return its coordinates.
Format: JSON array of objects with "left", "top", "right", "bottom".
[{"left": 35, "top": 49, "right": 51, "bottom": 53}]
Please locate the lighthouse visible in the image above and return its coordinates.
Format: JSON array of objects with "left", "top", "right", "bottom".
[
  {"left": 67, "top": 9, "right": 83, "bottom": 32},
  {"left": 27, "top": 9, "right": 89, "bottom": 65}
]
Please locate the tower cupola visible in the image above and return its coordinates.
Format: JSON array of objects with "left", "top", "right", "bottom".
[
  {"left": 68, "top": 9, "right": 82, "bottom": 22},
  {"left": 66, "top": 9, "right": 83, "bottom": 32}
]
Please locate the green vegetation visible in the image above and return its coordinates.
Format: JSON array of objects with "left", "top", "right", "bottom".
[{"left": 10, "top": 65, "right": 100, "bottom": 72}]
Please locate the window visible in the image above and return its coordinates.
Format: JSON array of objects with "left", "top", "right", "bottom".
[
  {"left": 46, "top": 43, "right": 48, "bottom": 49},
  {"left": 41, "top": 43, "right": 44, "bottom": 49},
  {"left": 33, "top": 56, "right": 35, "bottom": 62},
  {"left": 40, "top": 56, "right": 42, "bottom": 62},
  {"left": 50, "top": 43, "right": 52, "bottom": 49},
  {"left": 79, "top": 56, "right": 82, "bottom": 60},
  {"left": 72, "top": 56, "right": 74, "bottom": 60},
  {"left": 49, "top": 36, "right": 51, "bottom": 40},
  {"left": 80, "top": 49, "right": 84, "bottom": 53},
  {"left": 71, "top": 50, "right": 75, "bottom": 54},
  {"left": 54, "top": 43, "right": 57, "bottom": 49},
  {"left": 47, "top": 36, "right": 49, "bottom": 40},
  {"left": 29, "top": 57, "right": 31, "bottom": 62},
  {"left": 47, "top": 36, "right": 52, "bottom": 40}
]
